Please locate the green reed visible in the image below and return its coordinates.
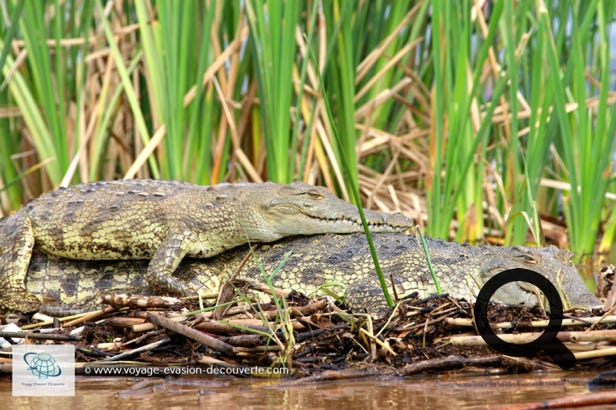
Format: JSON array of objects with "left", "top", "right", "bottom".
[{"left": 0, "top": 0, "right": 614, "bottom": 267}]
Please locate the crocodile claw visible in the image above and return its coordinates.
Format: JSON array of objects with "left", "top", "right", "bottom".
[{"left": 3, "top": 289, "right": 41, "bottom": 313}]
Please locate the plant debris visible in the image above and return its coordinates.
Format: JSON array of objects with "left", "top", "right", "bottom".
[{"left": 1, "top": 279, "right": 615, "bottom": 380}]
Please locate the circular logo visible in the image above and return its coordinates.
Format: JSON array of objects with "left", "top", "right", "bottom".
[
  {"left": 23, "top": 352, "right": 62, "bottom": 379},
  {"left": 473, "top": 268, "right": 575, "bottom": 370}
]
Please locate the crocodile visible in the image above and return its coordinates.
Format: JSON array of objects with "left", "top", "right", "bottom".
[
  {"left": 0, "top": 180, "right": 412, "bottom": 312},
  {"left": 15, "top": 233, "right": 601, "bottom": 316}
]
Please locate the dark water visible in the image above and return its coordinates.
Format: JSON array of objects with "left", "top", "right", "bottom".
[{"left": 0, "top": 371, "right": 604, "bottom": 409}]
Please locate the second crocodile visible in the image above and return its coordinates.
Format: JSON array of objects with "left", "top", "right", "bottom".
[{"left": 19, "top": 233, "right": 601, "bottom": 316}]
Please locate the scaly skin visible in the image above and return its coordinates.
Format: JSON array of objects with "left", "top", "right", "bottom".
[
  {"left": 0, "top": 180, "right": 412, "bottom": 312},
  {"left": 16, "top": 233, "right": 601, "bottom": 316}
]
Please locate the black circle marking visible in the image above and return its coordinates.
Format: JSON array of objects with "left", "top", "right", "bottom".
[{"left": 473, "top": 268, "right": 575, "bottom": 370}]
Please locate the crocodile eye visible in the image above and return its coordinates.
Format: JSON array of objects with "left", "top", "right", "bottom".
[
  {"left": 555, "top": 248, "right": 574, "bottom": 265},
  {"left": 513, "top": 246, "right": 539, "bottom": 264},
  {"left": 304, "top": 189, "right": 325, "bottom": 200},
  {"left": 513, "top": 246, "right": 540, "bottom": 265}
]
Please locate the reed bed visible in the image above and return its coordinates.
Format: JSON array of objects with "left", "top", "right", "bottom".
[{"left": 0, "top": 1, "right": 614, "bottom": 267}]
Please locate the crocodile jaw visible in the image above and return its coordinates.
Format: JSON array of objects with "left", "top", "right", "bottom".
[
  {"left": 234, "top": 181, "right": 411, "bottom": 240},
  {"left": 257, "top": 197, "right": 411, "bottom": 237}
]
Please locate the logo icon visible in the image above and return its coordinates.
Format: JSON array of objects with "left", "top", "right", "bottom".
[
  {"left": 474, "top": 268, "right": 575, "bottom": 370},
  {"left": 13, "top": 344, "right": 75, "bottom": 396},
  {"left": 23, "top": 352, "right": 62, "bottom": 379}
]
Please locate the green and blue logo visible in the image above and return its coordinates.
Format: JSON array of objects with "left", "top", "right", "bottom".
[
  {"left": 23, "top": 352, "right": 62, "bottom": 379},
  {"left": 13, "top": 344, "right": 75, "bottom": 396}
]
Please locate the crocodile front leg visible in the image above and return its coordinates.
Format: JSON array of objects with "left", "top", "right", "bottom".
[
  {"left": 146, "top": 230, "right": 198, "bottom": 296},
  {"left": 0, "top": 213, "right": 42, "bottom": 312}
]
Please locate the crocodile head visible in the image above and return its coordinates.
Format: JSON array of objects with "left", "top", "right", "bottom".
[
  {"left": 478, "top": 245, "right": 601, "bottom": 310},
  {"left": 237, "top": 182, "right": 412, "bottom": 241}
]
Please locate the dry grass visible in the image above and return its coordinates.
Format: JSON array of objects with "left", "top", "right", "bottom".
[{"left": 0, "top": 1, "right": 614, "bottom": 263}]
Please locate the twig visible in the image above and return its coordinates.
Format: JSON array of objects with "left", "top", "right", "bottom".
[
  {"left": 63, "top": 306, "right": 117, "bottom": 327},
  {"left": 294, "top": 324, "right": 347, "bottom": 342},
  {"left": 446, "top": 329, "right": 616, "bottom": 345},
  {"left": 101, "top": 337, "right": 171, "bottom": 361},
  {"left": 147, "top": 312, "right": 235, "bottom": 355},
  {"left": 0, "top": 331, "right": 81, "bottom": 341},
  {"left": 108, "top": 317, "right": 147, "bottom": 328},
  {"left": 221, "top": 334, "right": 266, "bottom": 347},
  {"left": 403, "top": 307, "right": 460, "bottom": 333},
  {"left": 398, "top": 355, "right": 533, "bottom": 376},
  {"left": 269, "top": 298, "right": 329, "bottom": 319},
  {"left": 446, "top": 315, "right": 616, "bottom": 329},
  {"left": 197, "top": 355, "right": 243, "bottom": 367},
  {"left": 195, "top": 319, "right": 257, "bottom": 335},
  {"left": 131, "top": 323, "right": 157, "bottom": 333},
  {"left": 359, "top": 327, "right": 396, "bottom": 356},
  {"left": 574, "top": 347, "right": 616, "bottom": 360},
  {"left": 21, "top": 309, "right": 105, "bottom": 330},
  {"left": 197, "top": 304, "right": 256, "bottom": 319},
  {"left": 97, "top": 329, "right": 168, "bottom": 351},
  {"left": 213, "top": 251, "right": 256, "bottom": 319},
  {"left": 234, "top": 345, "right": 283, "bottom": 354}
]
